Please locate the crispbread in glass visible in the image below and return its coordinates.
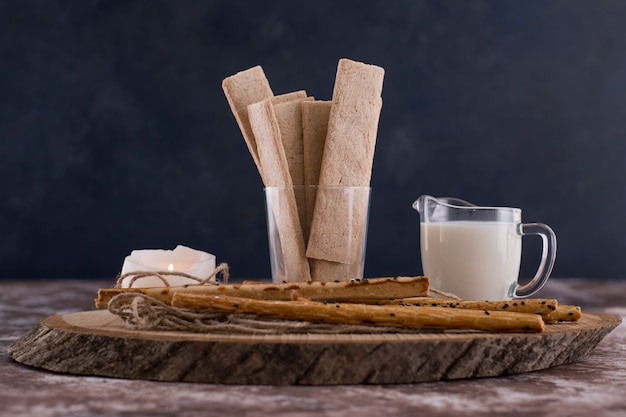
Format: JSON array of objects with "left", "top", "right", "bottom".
[
  {"left": 221, "top": 66, "right": 274, "bottom": 182},
  {"left": 266, "top": 185, "right": 370, "bottom": 282},
  {"left": 249, "top": 99, "right": 311, "bottom": 282},
  {"left": 302, "top": 100, "right": 331, "bottom": 237},
  {"left": 273, "top": 97, "right": 313, "bottom": 241},
  {"left": 307, "top": 59, "right": 384, "bottom": 268}
]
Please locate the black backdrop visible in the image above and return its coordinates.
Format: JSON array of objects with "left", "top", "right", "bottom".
[{"left": 2, "top": 0, "right": 626, "bottom": 280}]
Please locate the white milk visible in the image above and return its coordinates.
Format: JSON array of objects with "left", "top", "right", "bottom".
[{"left": 420, "top": 221, "right": 521, "bottom": 300}]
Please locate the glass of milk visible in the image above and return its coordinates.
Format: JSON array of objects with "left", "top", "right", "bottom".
[{"left": 413, "top": 195, "right": 557, "bottom": 300}]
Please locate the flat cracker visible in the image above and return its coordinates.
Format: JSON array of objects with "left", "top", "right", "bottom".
[
  {"left": 248, "top": 98, "right": 311, "bottom": 282},
  {"left": 307, "top": 59, "right": 384, "bottom": 265},
  {"left": 273, "top": 97, "right": 313, "bottom": 241},
  {"left": 270, "top": 90, "right": 308, "bottom": 105},
  {"left": 302, "top": 100, "right": 331, "bottom": 241},
  {"left": 222, "top": 66, "right": 274, "bottom": 182}
]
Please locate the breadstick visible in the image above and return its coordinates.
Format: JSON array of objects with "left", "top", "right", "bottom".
[
  {"left": 171, "top": 293, "right": 545, "bottom": 333},
  {"left": 95, "top": 276, "right": 430, "bottom": 309},
  {"left": 378, "top": 298, "right": 557, "bottom": 313},
  {"left": 249, "top": 98, "right": 311, "bottom": 281},
  {"left": 351, "top": 297, "right": 562, "bottom": 318},
  {"left": 341, "top": 297, "right": 583, "bottom": 324},
  {"left": 543, "top": 305, "right": 583, "bottom": 323}
]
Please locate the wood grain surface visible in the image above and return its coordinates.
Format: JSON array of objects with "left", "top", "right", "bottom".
[{"left": 8, "top": 310, "right": 620, "bottom": 385}]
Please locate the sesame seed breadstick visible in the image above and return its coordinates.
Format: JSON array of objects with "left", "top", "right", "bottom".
[
  {"left": 391, "top": 298, "right": 558, "bottom": 314},
  {"left": 348, "top": 297, "right": 564, "bottom": 319},
  {"left": 95, "top": 276, "right": 430, "bottom": 309},
  {"left": 337, "top": 297, "right": 582, "bottom": 324},
  {"left": 171, "top": 293, "right": 545, "bottom": 333},
  {"left": 543, "top": 305, "right": 583, "bottom": 323}
]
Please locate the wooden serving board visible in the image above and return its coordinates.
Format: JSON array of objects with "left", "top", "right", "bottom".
[{"left": 9, "top": 310, "right": 620, "bottom": 385}]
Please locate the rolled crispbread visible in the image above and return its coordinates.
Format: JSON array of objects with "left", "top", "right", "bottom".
[{"left": 543, "top": 305, "right": 583, "bottom": 323}]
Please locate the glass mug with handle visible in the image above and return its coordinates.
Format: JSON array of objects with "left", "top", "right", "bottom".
[{"left": 413, "top": 195, "right": 557, "bottom": 300}]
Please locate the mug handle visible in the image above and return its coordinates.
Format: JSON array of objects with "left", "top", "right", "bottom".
[{"left": 511, "top": 223, "right": 557, "bottom": 298}]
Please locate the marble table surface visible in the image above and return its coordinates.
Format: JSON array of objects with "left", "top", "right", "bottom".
[{"left": 1, "top": 278, "right": 625, "bottom": 417}]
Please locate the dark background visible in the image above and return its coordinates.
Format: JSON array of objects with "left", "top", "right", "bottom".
[{"left": 2, "top": 0, "right": 625, "bottom": 280}]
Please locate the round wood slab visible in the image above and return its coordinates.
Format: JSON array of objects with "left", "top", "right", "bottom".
[{"left": 9, "top": 310, "right": 620, "bottom": 385}]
